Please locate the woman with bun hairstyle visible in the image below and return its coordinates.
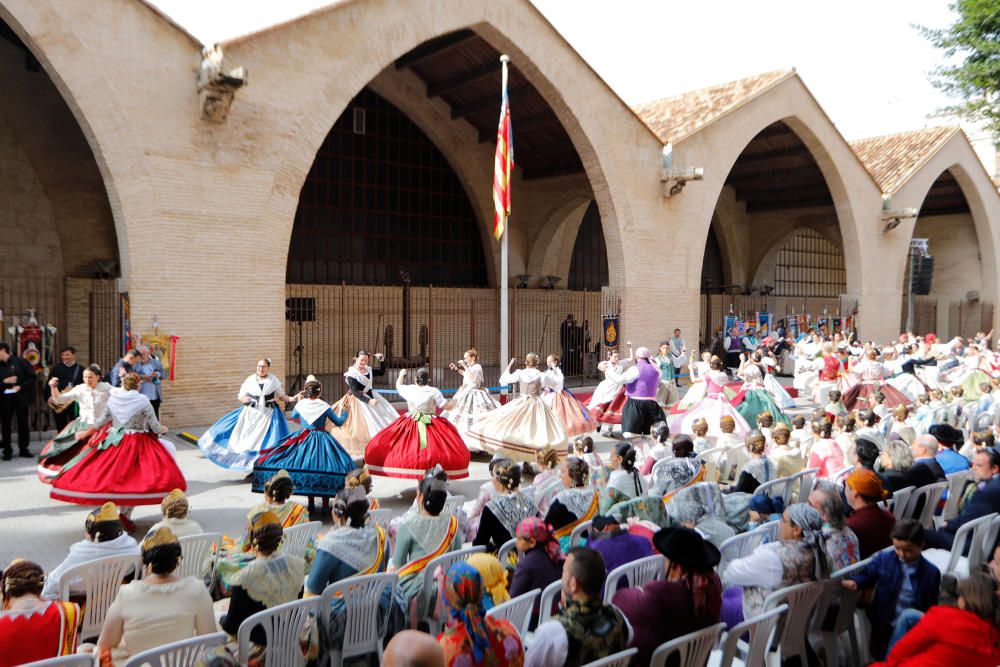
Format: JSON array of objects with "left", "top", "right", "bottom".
[
  {"left": 38, "top": 364, "right": 112, "bottom": 482},
  {"left": 473, "top": 459, "right": 539, "bottom": 553},
  {"left": 365, "top": 367, "right": 471, "bottom": 480},
  {"left": 669, "top": 355, "right": 751, "bottom": 439},
  {"left": 445, "top": 348, "right": 500, "bottom": 449},
  {"left": 542, "top": 353, "right": 598, "bottom": 436},
  {"left": 51, "top": 373, "right": 185, "bottom": 513},
  {"left": 95, "top": 527, "right": 215, "bottom": 666},
  {"left": 330, "top": 349, "right": 397, "bottom": 455},
  {"left": 601, "top": 442, "right": 648, "bottom": 512},
  {"left": 466, "top": 353, "right": 569, "bottom": 462},
  {"left": 0, "top": 559, "right": 81, "bottom": 666},
  {"left": 392, "top": 475, "right": 463, "bottom": 602},
  {"left": 198, "top": 357, "right": 292, "bottom": 471},
  {"left": 252, "top": 375, "right": 354, "bottom": 509}
]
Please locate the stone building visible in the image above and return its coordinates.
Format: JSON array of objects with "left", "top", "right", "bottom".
[{"left": 1, "top": 0, "right": 998, "bottom": 425}]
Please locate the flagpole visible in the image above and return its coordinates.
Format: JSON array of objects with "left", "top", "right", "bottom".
[{"left": 499, "top": 54, "right": 510, "bottom": 392}]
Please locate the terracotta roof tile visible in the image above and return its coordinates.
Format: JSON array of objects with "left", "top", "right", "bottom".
[
  {"left": 632, "top": 69, "right": 796, "bottom": 143},
  {"left": 848, "top": 126, "right": 959, "bottom": 194}
]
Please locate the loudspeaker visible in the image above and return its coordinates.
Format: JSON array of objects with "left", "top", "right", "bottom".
[
  {"left": 911, "top": 255, "right": 934, "bottom": 296},
  {"left": 285, "top": 297, "right": 316, "bottom": 322}
]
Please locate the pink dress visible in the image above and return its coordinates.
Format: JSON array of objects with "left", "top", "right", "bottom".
[
  {"left": 807, "top": 438, "right": 846, "bottom": 479},
  {"left": 668, "top": 371, "right": 751, "bottom": 438}
]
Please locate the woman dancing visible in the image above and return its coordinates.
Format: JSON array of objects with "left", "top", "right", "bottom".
[
  {"left": 330, "top": 350, "right": 398, "bottom": 456},
  {"left": 198, "top": 358, "right": 292, "bottom": 472},
  {"left": 587, "top": 348, "right": 627, "bottom": 433},
  {"left": 38, "top": 364, "right": 112, "bottom": 482},
  {"left": 842, "top": 349, "right": 910, "bottom": 411},
  {"left": 669, "top": 356, "right": 751, "bottom": 439},
  {"left": 444, "top": 348, "right": 499, "bottom": 450},
  {"left": 543, "top": 354, "right": 597, "bottom": 436}
]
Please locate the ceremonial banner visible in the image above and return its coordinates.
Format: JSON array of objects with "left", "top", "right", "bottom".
[
  {"left": 788, "top": 316, "right": 799, "bottom": 339},
  {"left": 140, "top": 332, "right": 179, "bottom": 381},
  {"left": 797, "top": 314, "right": 809, "bottom": 334},
  {"left": 603, "top": 317, "right": 619, "bottom": 350},
  {"left": 724, "top": 315, "right": 738, "bottom": 337},
  {"left": 758, "top": 313, "right": 771, "bottom": 338},
  {"left": 122, "top": 294, "right": 133, "bottom": 353},
  {"left": 492, "top": 59, "right": 513, "bottom": 240}
]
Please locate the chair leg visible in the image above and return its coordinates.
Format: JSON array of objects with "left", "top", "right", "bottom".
[{"left": 846, "top": 626, "right": 861, "bottom": 667}]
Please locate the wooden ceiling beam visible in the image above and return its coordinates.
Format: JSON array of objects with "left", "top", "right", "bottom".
[
  {"left": 451, "top": 84, "right": 535, "bottom": 120},
  {"left": 918, "top": 205, "right": 972, "bottom": 217},
  {"left": 427, "top": 62, "right": 498, "bottom": 98},
  {"left": 478, "top": 112, "right": 560, "bottom": 142},
  {"left": 521, "top": 162, "right": 585, "bottom": 181},
  {"left": 733, "top": 145, "right": 813, "bottom": 165},
  {"left": 747, "top": 197, "right": 834, "bottom": 212},
  {"left": 394, "top": 30, "right": 476, "bottom": 70},
  {"left": 727, "top": 169, "right": 828, "bottom": 192}
]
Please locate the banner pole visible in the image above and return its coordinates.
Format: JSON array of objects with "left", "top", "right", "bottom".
[{"left": 499, "top": 54, "right": 510, "bottom": 396}]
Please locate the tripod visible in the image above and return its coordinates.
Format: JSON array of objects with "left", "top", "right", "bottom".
[{"left": 290, "top": 318, "right": 306, "bottom": 394}]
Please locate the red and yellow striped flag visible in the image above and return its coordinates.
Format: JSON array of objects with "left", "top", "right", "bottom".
[{"left": 492, "top": 57, "right": 513, "bottom": 240}]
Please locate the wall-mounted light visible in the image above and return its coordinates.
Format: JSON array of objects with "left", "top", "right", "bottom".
[
  {"left": 881, "top": 194, "right": 918, "bottom": 232},
  {"left": 661, "top": 143, "right": 704, "bottom": 198},
  {"left": 516, "top": 274, "right": 532, "bottom": 288}
]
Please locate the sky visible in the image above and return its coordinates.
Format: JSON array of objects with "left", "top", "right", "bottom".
[{"left": 149, "top": 0, "right": 980, "bottom": 143}]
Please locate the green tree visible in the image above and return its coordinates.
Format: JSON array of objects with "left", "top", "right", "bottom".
[{"left": 920, "top": 0, "right": 1000, "bottom": 141}]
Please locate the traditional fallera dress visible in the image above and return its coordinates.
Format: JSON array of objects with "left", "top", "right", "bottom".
[
  {"left": 543, "top": 366, "right": 597, "bottom": 436},
  {"left": 465, "top": 367, "right": 568, "bottom": 463},
  {"left": 669, "top": 370, "right": 751, "bottom": 439},
  {"left": 330, "top": 363, "right": 398, "bottom": 456},
  {"left": 654, "top": 353, "right": 679, "bottom": 406},
  {"left": 732, "top": 365, "right": 790, "bottom": 428},
  {"left": 842, "top": 359, "right": 910, "bottom": 411},
  {"left": 37, "top": 381, "right": 112, "bottom": 482},
  {"left": 51, "top": 388, "right": 185, "bottom": 506},
  {"left": 251, "top": 398, "right": 355, "bottom": 497},
  {"left": 393, "top": 513, "right": 463, "bottom": 601},
  {"left": 615, "top": 360, "right": 667, "bottom": 436},
  {"left": 0, "top": 600, "right": 80, "bottom": 667},
  {"left": 760, "top": 356, "right": 795, "bottom": 408},
  {"left": 677, "top": 360, "right": 712, "bottom": 411},
  {"left": 365, "top": 380, "right": 471, "bottom": 480},
  {"left": 545, "top": 486, "right": 599, "bottom": 549},
  {"left": 444, "top": 362, "right": 499, "bottom": 450},
  {"left": 216, "top": 500, "right": 310, "bottom": 595},
  {"left": 474, "top": 491, "right": 539, "bottom": 552},
  {"left": 812, "top": 354, "right": 841, "bottom": 406},
  {"left": 198, "top": 373, "right": 291, "bottom": 472},
  {"left": 587, "top": 360, "right": 627, "bottom": 424}
]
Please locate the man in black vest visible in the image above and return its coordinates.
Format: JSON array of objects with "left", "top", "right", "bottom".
[
  {"left": 48, "top": 346, "right": 84, "bottom": 432},
  {"left": 0, "top": 341, "right": 37, "bottom": 460}
]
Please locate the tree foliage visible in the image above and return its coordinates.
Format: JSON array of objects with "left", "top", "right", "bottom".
[{"left": 920, "top": 0, "right": 1000, "bottom": 141}]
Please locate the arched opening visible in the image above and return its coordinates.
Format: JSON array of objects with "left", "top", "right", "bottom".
[
  {"left": 910, "top": 169, "right": 989, "bottom": 337},
  {"left": 284, "top": 29, "right": 611, "bottom": 393},
  {"left": 567, "top": 202, "right": 609, "bottom": 290},
  {"left": 0, "top": 18, "right": 120, "bottom": 378},
  {"left": 699, "top": 121, "right": 848, "bottom": 344}
]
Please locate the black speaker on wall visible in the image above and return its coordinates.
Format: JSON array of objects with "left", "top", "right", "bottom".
[
  {"left": 285, "top": 297, "right": 316, "bottom": 322},
  {"left": 911, "top": 255, "right": 934, "bottom": 296}
]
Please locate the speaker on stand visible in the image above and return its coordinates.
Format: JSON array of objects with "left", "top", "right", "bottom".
[{"left": 285, "top": 297, "right": 316, "bottom": 393}]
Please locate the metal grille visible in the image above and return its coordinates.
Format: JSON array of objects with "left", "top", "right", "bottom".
[
  {"left": 567, "top": 202, "right": 609, "bottom": 291},
  {"left": 284, "top": 284, "right": 607, "bottom": 399},
  {"left": 949, "top": 300, "right": 995, "bottom": 339},
  {"left": 88, "top": 279, "right": 122, "bottom": 374},
  {"left": 287, "top": 87, "right": 488, "bottom": 287},
  {"left": 773, "top": 229, "right": 846, "bottom": 298}
]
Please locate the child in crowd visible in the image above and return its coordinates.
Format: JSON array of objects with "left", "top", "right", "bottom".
[
  {"left": 871, "top": 390, "right": 890, "bottom": 421},
  {"left": 770, "top": 423, "right": 804, "bottom": 478},
  {"left": 747, "top": 494, "right": 785, "bottom": 530},
  {"left": 573, "top": 436, "right": 603, "bottom": 470},
  {"left": 807, "top": 417, "right": 845, "bottom": 479},
  {"left": 789, "top": 414, "right": 815, "bottom": 458},
  {"left": 639, "top": 423, "right": 671, "bottom": 475},
  {"left": 716, "top": 415, "right": 747, "bottom": 483},
  {"left": 825, "top": 390, "right": 847, "bottom": 421},
  {"left": 691, "top": 418, "right": 712, "bottom": 454},
  {"left": 756, "top": 412, "right": 775, "bottom": 451}
]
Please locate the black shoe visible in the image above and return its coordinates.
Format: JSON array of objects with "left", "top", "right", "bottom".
[
  {"left": 1, "top": 450, "right": 11, "bottom": 461},
  {"left": 18, "top": 449, "right": 31, "bottom": 458}
]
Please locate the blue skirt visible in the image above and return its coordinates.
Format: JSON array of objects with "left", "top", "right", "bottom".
[
  {"left": 198, "top": 406, "right": 291, "bottom": 472},
  {"left": 251, "top": 427, "right": 355, "bottom": 497}
]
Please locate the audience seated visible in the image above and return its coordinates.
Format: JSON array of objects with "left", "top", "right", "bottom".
[
  {"left": 843, "top": 520, "right": 940, "bottom": 661},
  {"left": 393, "top": 475, "right": 462, "bottom": 602},
  {"left": 466, "top": 554, "right": 510, "bottom": 610},
  {"left": 149, "top": 488, "right": 203, "bottom": 538},
  {"left": 510, "top": 518, "right": 563, "bottom": 628},
  {"left": 844, "top": 469, "right": 896, "bottom": 558},
  {"left": 524, "top": 547, "right": 630, "bottom": 667},
  {"left": 601, "top": 443, "right": 647, "bottom": 512},
  {"left": 543, "top": 457, "right": 598, "bottom": 550},
  {"left": 437, "top": 562, "right": 524, "bottom": 667},
  {"left": 903, "top": 435, "right": 947, "bottom": 489},
  {"left": 727, "top": 431, "right": 773, "bottom": 494},
  {"left": 42, "top": 502, "right": 140, "bottom": 600},
  {"left": 96, "top": 527, "right": 215, "bottom": 665},
  {"left": 588, "top": 514, "right": 653, "bottom": 576},
  {"left": 808, "top": 479, "right": 861, "bottom": 570},
  {"left": 613, "top": 527, "right": 722, "bottom": 666},
  {"left": 924, "top": 447, "right": 1000, "bottom": 550},
  {"left": 878, "top": 439, "right": 914, "bottom": 493},
  {"left": 474, "top": 459, "right": 539, "bottom": 553},
  {"left": 807, "top": 418, "right": 845, "bottom": 479},
  {"left": 931, "top": 424, "right": 971, "bottom": 474},
  {"left": 667, "top": 482, "right": 737, "bottom": 547},
  {"left": 385, "top": 630, "right": 445, "bottom": 667},
  {"left": 0, "top": 560, "right": 80, "bottom": 666}
]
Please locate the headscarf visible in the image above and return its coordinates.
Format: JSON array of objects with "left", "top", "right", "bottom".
[
  {"left": 785, "top": 503, "right": 829, "bottom": 580},
  {"left": 466, "top": 553, "right": 510, "bottom": 608},
  {"left": 443, "top": 562, "right": 490, "bottom": 663},
  {"left": 845, "top": 469, "right": 890, "bottom": 502},
  {"left": 516, "top": 517, "right": 563, "bottom": 564}
]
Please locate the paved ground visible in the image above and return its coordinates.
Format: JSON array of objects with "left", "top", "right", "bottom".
[{"left": 0, "top": 378, "right": 812, "bottom": 572}]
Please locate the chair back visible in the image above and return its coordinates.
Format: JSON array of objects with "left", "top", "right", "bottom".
[
  {"left": 320, "top": 572, "right": 398, "bottom": 664},
  {"left": 415, "top": 545, "right": 486, "bottom": 636},
  {"left": 942, "top": 471, "right": 973, "bottom": 521},
  {"left": 123, "top": 632, "right": 227, "bottom": 667},
  {"left": 714, "top": 604, "right": 787, "bottom": 667},
  {"left": 763, "top": 581, "right": 825, "bottom": 660},
  {"left": 718, "top": 526, "right": 768, "bottom": 573},
  {"left": 579, "top": 648, "right": 638, "bottom": 667},
  {"left": 754, "top": 519, "right": 781, "bottom": 543},
  {"left": 603, "top": 554, "right": 665, "bottom": 602},
  {"left": 570, "top": 519, "right": 593, "bottom": 548},
  {"left": 944, "top": 512, "right": 998, "bottom": 577},
  {"left": 695, "top": 446, "right": 728, "bottom": 482},
  {"left": 443, "top": 495, "right": 466, "bottom": 517},
  {"left": 59, "top": 553, "right": 142, "bottom": 641},
  {"left": 21, "top": 656, "right": 96, "bottom": 667},
  {"left": 903, "top": 481, "right": 948, "bottom": 528},
  {"left": 889, "top": 486, "right": 915, "bottom": 520},
  {"left": 282, "top": 521, "right": 322, "bottom": 560},
  {"left": 367, "top": 509, "right": 392, "bottom": 532},
  {"left": 794, "top": 468, "right": 820, "bottom": 503},
  {"left": 486, "top": 589, "right": 540, "bottom": 638},
  {"left": 177, "top": 533, "right": 221, "bottom": 582},
  {"left": 236, "top": 597, "right": 321, "bottom": 667},
  {"left": 753, "top": 476, "right": 795, "bottom": 505},
  {"left": 649, "top": 622, "right": 724, "bottom": 667},
  {"left": 833, "top": 466, "right": 855, "bottom": 485},
  {"left": 537, "top": 579, "right": 563, "bottom": 625},
  {"left": 497, "top": 538, "right": 517, "bottom": 571}
]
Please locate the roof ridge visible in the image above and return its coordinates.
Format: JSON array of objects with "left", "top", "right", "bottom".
[
  {"left": 848, "top": 125, "right": 959, "bottom": 146},
  {"left": 635, "top": 68, "right": 796, "bottom": 109}
]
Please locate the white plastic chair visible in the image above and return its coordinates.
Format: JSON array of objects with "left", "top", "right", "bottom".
[
  {"left": 939, "top": 470, "right": 973, "bottom": 524},
  {"left": 755, "top": 519, "right": 781, "bottom": 544},
  {"left": 320, "top": 572, "right": 398, "bottom": 666},
  {"left": 924, "top": 512, "right": 998, "bottom": 580},
  {"left": 603, "top": 554, "right": 665, "bottom": 602},
  {"left": 21, "top": 656, "right": 96, "bottom": 667},
  {"left": 124, "top": 632, "right": 228, "bottom": 667},
  {"left": 753, "top": 476, "right": 795, "bottom": 505},
  {"left": 537, "top": 579, "right": 563, "bottom": 625},
  {"left": 793, "top": 468, "right": 820, "bottom": 502},
  {"left": 177, "top": 533, "right": 220, "bottom": 583},
  {"left": 236, "top": 597, "right": 321, "bottom": 667},
  {"left": 902, "top": 481, "right": 948, "bottom": 528},
  {"left": 414, "top": 545, "right": 486, "bottom": 635},
  {"left": 833, "top": 466, "right": 855, "bottom": 485},
  {"left": 282, "top": 521, "right": 322, "bottom": 560},
  {"left": 696, "top": 446, "right": 728, "bottom": 482},
  {"left": 889, "top": 486, "right": 916, "bottom": 520},
  {"left": 570, "top": 519, "right": 593, "bottom": 548},
  {"left": 486, "top": 588, "right": 540, "bottom": 638},
  {"left": 367, "top": 508, "right": 392, "bottom": 532},
  {"left": 59, "top": 553, "right": 142, "bottom": 641},
  {"left": 762, "top": 581, "right": 826, "bottom": 666},
  {"left": 497, "top": 537, "right": 517, "bottom": 570},
  {"left": 650, "top": 622, "right": 725, "bottom": 667},
  {"left": 707, "top": 604, "right": 787, "bottom": 667},
  {"left": 580, "top": 648, "right": 638, "bottom": 667},
  {"left": 718, "top": 525, "right": 769, "bottom": 573},
  {"left": 821, "top": 558, "right": 872, "bottom": 667},
  {"left": 443, "top": 495, "right": 466, "bottom": 517}
]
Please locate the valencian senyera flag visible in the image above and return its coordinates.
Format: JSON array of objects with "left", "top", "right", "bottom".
[{"left": 493, "top": 57, "right": 513, "bottom": 240}]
